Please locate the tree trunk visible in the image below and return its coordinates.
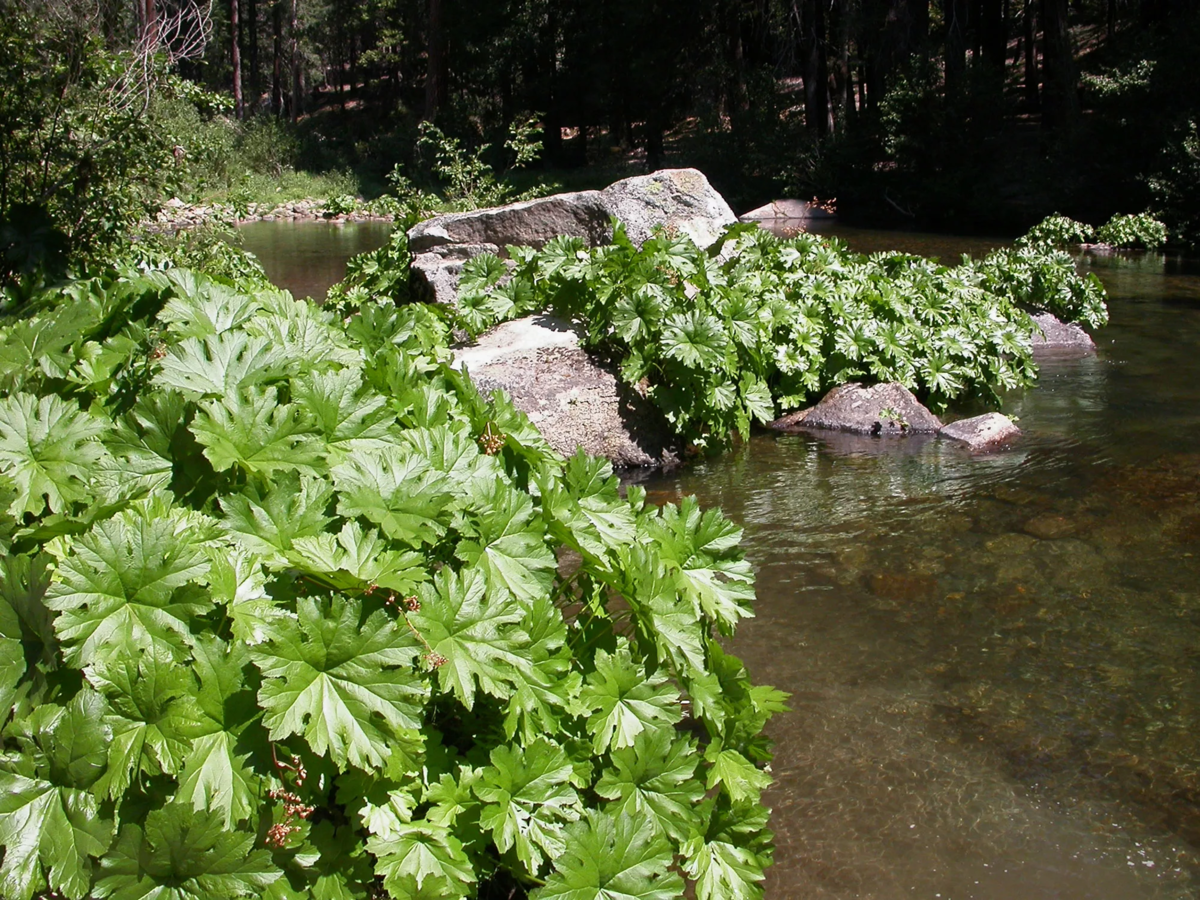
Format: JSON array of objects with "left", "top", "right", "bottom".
[
  {"left": 645, "top": 114, "right": 664, "bottom": 171},
  {"left": 725, "top": 3, "right": 748, "bottom": 125},
  {"left": 980, "top": 0, "right": 1007, "bottom": 73},
  {"left": 143, "top": 0, "right": 159, "bottom": 47},
  {"left": 289, "top": 0, "right": 303, "bottom": 120},
  {"left": 248, "top": 0, "right": 260, "bottom": 104},
  {"left": 837, "top": 0, "right": 854, "bottom": 128},
  {"left": 424, "top": 0, "right": 446, "bottom": 121},
  {"left": 945, "top": 0, "right": 968, "bottom": 94},
  {"left": 272, "top": 0, "right": 284, "bottom": 115},
  {"left": 1023, "top": 0, "right": 1038, "bottom": 107},
  {"left": 1040, "top": 0, "right": 1078, "bottom": 127},
  {"left": 800, "top": 0, "right": 829, "bottom": 135},
  {"left": 231, "top": 0, "right": 244, "bottom": 119}
]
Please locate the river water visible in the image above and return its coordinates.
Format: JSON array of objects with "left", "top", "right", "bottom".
[
  {"left": 243, "top": 220, "right": 1200, "bottom": 899},
  {"left": 235, "top": 219, "right": 392, "bottom": 299}
]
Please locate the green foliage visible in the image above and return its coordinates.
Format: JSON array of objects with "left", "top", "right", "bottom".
[
  {"left": 0, "top": 260, "right": 782, "bottom": 899},
  {"left": 1017, "top": 214, "right": 1096, "bottom": 248},
  {"left": 1014, "top": 211, "right": 1168, "bottom": 252},
  {"left": 0, "top": 3, "right": 176, "bottom": 272},
  {"left": 974, "top": 244, "right": 1108, "bottom": 329},
  {"left": 130, "top": 227, "right": 274, "bottom": 292},
  {"left": 1095, "top": 213, "right": 1169, "bottom": 250},
  {"left": 385, "top": 118, "right": 554, "bottom": 228},
  {"left": 455, "top": 218, "right": 1109, "bottom": 448},
  {"left": 325, "top": 230, "right": 413, "bottom": 308},
  {"left": 1080, "top": 59, "right": 1156, "bottom": 99},
  {"left": 323, "top": 195, "right": 362, "bottom": 217},
  {"left": 156, "top": 96, "right": 360, "bottom": 210}
]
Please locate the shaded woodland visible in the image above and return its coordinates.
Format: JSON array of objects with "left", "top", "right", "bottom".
[{"left": 4, "top": 0, "right": 1200, "bottom": 256}]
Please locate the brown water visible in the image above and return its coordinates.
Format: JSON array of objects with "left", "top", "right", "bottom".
[
  {"left": 643, "top": 234, "right": 1200, "bottom": 899},
  {"left": 235, "top": 219, "right": 392, "bottom": 299}
]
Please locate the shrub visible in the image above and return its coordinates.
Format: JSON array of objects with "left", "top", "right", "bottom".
[
  {"left": 0, "top": 262, "right": 783, "bottom": 900},
  {"left": 1095, "top": 212, "right": 1169, "bottom": 250}
]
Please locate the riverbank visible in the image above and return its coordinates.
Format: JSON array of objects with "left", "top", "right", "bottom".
[{"left": 151, "top": 196, "right": 396, "bottom": 230}]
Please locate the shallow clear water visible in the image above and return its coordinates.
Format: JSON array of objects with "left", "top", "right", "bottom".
[
  {"left": 235, "top": 219, "right": 392, "bottom": 300},
  {"left": 642, "top": 238, "right": 1200, "bottom": 899}
]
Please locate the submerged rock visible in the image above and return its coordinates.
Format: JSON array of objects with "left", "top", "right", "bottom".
[
  {"left": 453, "top": 316, "right": 679, "bottom": 468},
  {"left": 1022, "top": 514, "right": 1078, "bottom": 541},
  {"left": 940, "top": 413, "right": 1021, "bottom": 451},
  {"left": 769, "top": 383, "right": 942, "bottom": 436},
  {"left": 1030, "top": 312, "right": 1096, "bottom": 355}
]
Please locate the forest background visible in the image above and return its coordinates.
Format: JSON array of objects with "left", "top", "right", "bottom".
[{"left": 4, "top": 0, "right": 1200, "bottom": 280}]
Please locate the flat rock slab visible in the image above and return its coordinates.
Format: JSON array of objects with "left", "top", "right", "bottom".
[
  {"left": 1030, "top": 312, "right": 1096, "bottom": 355},
  {"left": 453, "top": 316, "right": 678, "bottom": 468},
  {"left": 769, "top": 383, "right": 942, "bottom": 436},
  {"left": 939, "top": 412, "right": 1020, "bottom": 451},
  {"left": 408, "top": 192, "right": 612, "bottom": 253}
]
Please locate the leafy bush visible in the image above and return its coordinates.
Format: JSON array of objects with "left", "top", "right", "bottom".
[
  {"left": 0, "top": 5, "right": 176, "bottom": 266},
  {"left": 326, "top": 229, "right": 412, "bottom": 307},
  {"left": 129, "top": 226, "right": 275, "bottom": 290},
  {"left": 973, "top": 244, "right": 1108, "bottom": 328},
  {"left": 385, "top": 117, "right": 555, "bottom": 228},
  {"left": 1015, "top": 211, "right": 1168, "bottom": 251},
  {"left": 455, "top": 219, "right": 1108, "bottom": 447},
  {"left": 322, "top": 195, "right": 362, "bottom": 217},
  {"left": 1016, "top": 214, "right": 1096, "bottom": 248},
  {"left": 1095, "top": 212, "right": 1169, "bottom": 250},
  {"left": 0, "top": 263, "right": 782, "bottom": 900}
]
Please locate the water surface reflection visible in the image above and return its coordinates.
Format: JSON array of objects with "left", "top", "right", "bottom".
[{"left": 235, "top": 219, "right": 392, "bottom": 299}]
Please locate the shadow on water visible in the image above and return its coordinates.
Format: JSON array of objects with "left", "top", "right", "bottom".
[{"left": 646, "top": 233, "right": 1200, "bottom": 898}]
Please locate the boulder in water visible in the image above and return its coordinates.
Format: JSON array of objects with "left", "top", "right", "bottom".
[
  {"left": 598, "top": 168, "right": 737, "bottom": 249},
  {"left": 740, "top": 199, "right": 836, "bottom": 221},
  {"left": 769, "top": 383, "right": 943, "bottom": 436},
  {"left": 409, "top": 169, "right": 737, "bottom": 305},
  {"left": 407, "top": 191, "right": 612, "bottom": 253},
  {"left": 1030, "top": 312, "right": 1096, "bottom": 355},
  {"left": 940, "top": 413, "right": 1021, "bottom": 451}
]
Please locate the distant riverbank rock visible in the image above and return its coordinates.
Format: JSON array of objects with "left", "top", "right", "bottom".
[
  {"left": 740, "top": 199, "right": 836, "bottom": 221},
  {"left": 940, "top": 413, "right": 1021, "bottom": 451},
  {"left": 769, "top": 383, "right": 943, "bottom": 436},
  {"left": 1030, "top": 312, "right": 1096, "bottom": 354},
  {"left": 153, "top": 197, "right": 392, "bottom": 229},
  {"left": 453, "top": 316, "right": 679, "bottom": 468},
  {"left": 409, "top": 168, "right": 736, "bottom": 306}
]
